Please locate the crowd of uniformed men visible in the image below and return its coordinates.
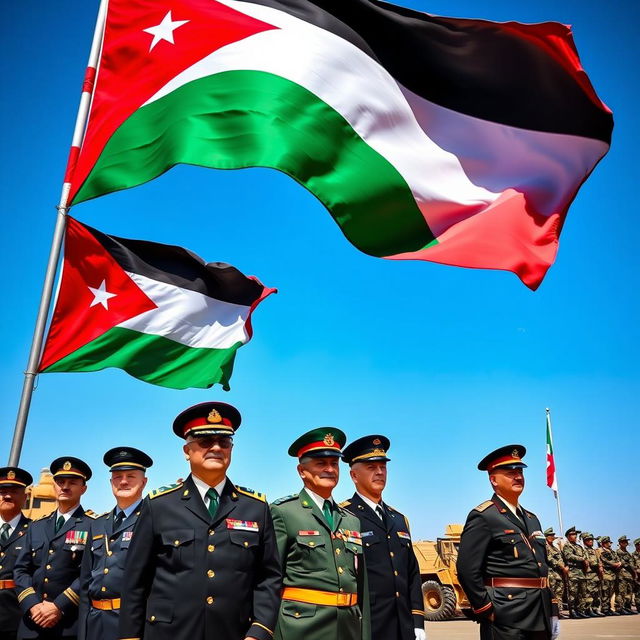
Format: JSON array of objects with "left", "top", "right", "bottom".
[{"left": 0, "top": 403, "right": 638, "bottom": 640}]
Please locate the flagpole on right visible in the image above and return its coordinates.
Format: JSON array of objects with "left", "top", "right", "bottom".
[
  {"left": 546, "top": 407, "right": 564, "bottom": 538},
  {"left": 7, "top": 0, "right": 108, "bottom": 467}
]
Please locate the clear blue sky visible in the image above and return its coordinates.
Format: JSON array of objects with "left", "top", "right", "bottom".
[{"left": 1, "top": 1, "right": 637, "bottom": 541}]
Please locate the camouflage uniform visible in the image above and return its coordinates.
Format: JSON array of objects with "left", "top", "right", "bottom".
[
  {"left": 632, "top": 539, "right": 640, "bottom": 612},
  {"left": 581, "top": 532, "right": 603, "bottom": 615},
  {"left": 599, "top": 537, "right": 620, "bottom": 614},
  {"left": 616, "top": 536, "right": 636, "bottom": 612},
  {"left": 544, "top": 529, "right": 566, "bottom": 613},
  {"left": 562, "top": 527, "right": 588, "bottom": 616}
]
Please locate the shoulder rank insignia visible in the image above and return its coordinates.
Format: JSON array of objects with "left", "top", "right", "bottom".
[
  {"left": 235, "top": 485, "right": 266, "bottom": 502},
  {"left": 149, "top": 482, "right": 183, "bottom": 499},
  {"left": 271, "top": 493, "right": 298, "bottom": 505},
  {"left": 474, "top": 500, "right": 494, "bottom": 512},
  {"left": 338, "top": 500, "right": 351, "bottom": 508},
  {"left": 84, "top": 509, "right": 99, "bottom": 519}
]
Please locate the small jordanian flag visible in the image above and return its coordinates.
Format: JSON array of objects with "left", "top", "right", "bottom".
[
  {"left": 38, "top": 217, "right": 274, "bottom": 390},
  {"left": 545, "top": 409, "right": 558, "bottom": 494},
  {"left": 65, "top": 0, "right": 613, "bottom": 290}
]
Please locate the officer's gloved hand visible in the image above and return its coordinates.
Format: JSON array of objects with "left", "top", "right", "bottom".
[
  {"left": 551, "top": 616, "right": 560, "bottom": 640},
  {"left": 414, "top": 628, "right": 426, "bottom": 640}
]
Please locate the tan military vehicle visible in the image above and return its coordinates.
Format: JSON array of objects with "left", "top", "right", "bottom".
[
  {"left": 413, "top": 524, "right": 470, "bottom": 620},
  {"left": 22, "top": 468, "right": 57, "bottom": 520}
]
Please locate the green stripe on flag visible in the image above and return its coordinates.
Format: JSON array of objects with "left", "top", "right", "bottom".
[
  {"left": 43, "top": 327, "right": 241, "bottom": 390},
  {"left": 73, "top": 70, "right": 436, "bottom": 257}
]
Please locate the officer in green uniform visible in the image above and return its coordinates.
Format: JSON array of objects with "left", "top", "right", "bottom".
[
  {"left": 580, "top": 532, "right": 604, "bottom": 616},
  {"left": 632, "top": 538, "right": 640, "bottom": 613},
  {"left": 270, "top": 428, "right": 370, "bottom": 640},
  {"left": 599, "top": 536, "right": 621, "bottom": 615},
  {"left": 561, "top": 526, "right": 588, "bottom": 618},
  {"left": 616, "top": 536, "right": 636, "bottom": 614},
  {"left": 543, "top": 529, "right": 566, "bottom": 618}
]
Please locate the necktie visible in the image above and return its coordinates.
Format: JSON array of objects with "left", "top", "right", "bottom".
[
  {"left": 55, "top": 515, "right": 65, "bottom": 533},
  {"left": 0, "top": 523, "right": 10, "bottom": 543},
  {"left": 113, "top": 511, "right": 124, "bottom": 530},
  {"left": 322, "top": 500, "right": 334, "bottom": 529},
  {"left": 375, "top": 505, "right": 385, "bottom": 521},
  {"left": 206, "top": 488, "right": 219, "bottom": 518}
]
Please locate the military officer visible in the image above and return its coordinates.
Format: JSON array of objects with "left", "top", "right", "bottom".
[
  {"left": 580, "top": 532, "right": 604, "bottom": 616},
  {"left": 543, "top": 529, "right": 566, "bottom": 618},
  {"left": 340, "top": 435, "right": 425, "bottom": 640},
  {"left": 118, "top": 402, "right": 281, "bottom": 640},
  {"left": 78, "top": 447, "right": 153, "bottom": 640},
  {"left": 599, "top": 536, "right": 621, "bottom": 615},
  {"left": 616, "top": 536, "right": 636, "bottom": 614},
  {"left": 0, "top": 467, "right": 33, "bottom": 640},
  {"left": 632, "top": 538, "right": 640, "bottom": 612},
  {"left": 14, "top": 457, "right": 94, "bottom": 639},
  {"left": 456, "top": 445, "right": 552, "bottom": 640},
  {"left": 561, "top": 526, "right": 588, "bottom": 618},
  {"left": 270, "top": 428, "right": 370, "bottom": 640}
]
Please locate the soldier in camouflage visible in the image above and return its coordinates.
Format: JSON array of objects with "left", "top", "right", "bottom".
[
  {"left": 580, "top": 532, "right": 605, "bottom": 616},
  {"left": 599, "top": 536, "right": 621, "bottom": 615},
  {"left": 616, "top": 535, "right": 637, "bottom": 615},
  {"left": 561, "top": 526, "right": 588, "bottom": 618},
  {"left": 632, "top": 538, "right": 640, "bottom": 613},
  {"left": 544, "top": 528, "right": 567, "bottom": 617}
]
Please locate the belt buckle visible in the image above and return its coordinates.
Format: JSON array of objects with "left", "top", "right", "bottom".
[{"left": 337, "top": 593, "right": 348, "bottom": 606}]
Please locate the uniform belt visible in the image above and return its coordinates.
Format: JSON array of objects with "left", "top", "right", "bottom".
[
  {"left": 484, "top": 578, "right": 548, "bottom": 589},
  {"left": 91, "top": 598, "right": 121, "bottom": 610},
  {"left": 0, "top": 579, "right": 16, "bottom": 589},
  {"left": 282, "top": 587, "right": 357, "bottom": 607}
]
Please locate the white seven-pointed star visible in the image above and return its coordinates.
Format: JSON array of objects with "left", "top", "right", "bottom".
[
  {"left": 143, "top": 11, "right": 190, "bottom": 52},
  {"left": 88, "top": 280, "right": 117, "bottom": 310}
]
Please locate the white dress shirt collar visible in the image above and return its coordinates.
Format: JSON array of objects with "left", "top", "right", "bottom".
[
  {"left": 304, "top": 487, "right": 333, "bottom": 512},
  {"left": 191, "top": 474, "right": 227, "bottom": 507},
  {"left": 0, "top": 512, "right": 22, "bottom": 536}
]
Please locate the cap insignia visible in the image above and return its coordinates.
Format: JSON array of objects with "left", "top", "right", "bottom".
[
  {"left": 372, "top": 438, "right": 381, "bottom": 445},
  {"left": 372, "top": 448, "right": 386, "bottom": 456},
  {"left": 119, "top": 450, "right": 128, "bottom": 457},
  {"left": 207, "top": 409, "right": 222, "bottom": 424},
  {"left": 511, "top": 449, "right": 520, "bottom": 458},
  {"left": 323, "top": 433, "right": 335, "bottom": 446},
  {"left": 7, "top": 470, "right": 15, "bottom": 480},
  {"left": 63, "top": 461, "right": 72, "bottom": 471}
]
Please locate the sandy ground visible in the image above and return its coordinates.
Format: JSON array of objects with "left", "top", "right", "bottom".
[{"left": 424, "top": 616, "right": 640, "bottom": 639}]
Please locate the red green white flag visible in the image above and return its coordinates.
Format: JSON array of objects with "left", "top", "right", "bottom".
[
  {"left": 38, "top": 217, "right": 274, "bottom": 390},
  {"left": 66, "top": 0, "right": 612, "bottom": 289},
  {"left": 546, "top": 410, "right": 558, "bottom": 494}
]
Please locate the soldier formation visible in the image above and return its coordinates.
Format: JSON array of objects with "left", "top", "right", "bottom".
[
  {"left": 1, "top": 410, "right": 638, "bottom": 640},
  {"left": 544, "top": 527, "right": 639, "bottom": 619}
]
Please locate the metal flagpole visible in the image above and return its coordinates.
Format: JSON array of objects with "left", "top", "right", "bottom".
[
  {"left": 546, "top": 408, "right": 564, "bottom": 538},
  {"left": 7, "top": 0, "right": 109, "bottom": 466}
]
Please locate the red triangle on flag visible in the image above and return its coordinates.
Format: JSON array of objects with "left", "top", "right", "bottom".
[
  {"left": 38, "top": 217, "right": 157, "bottom": 371},
  {"left": 69, "top": 0, "right": 278, "bottom": 203}
]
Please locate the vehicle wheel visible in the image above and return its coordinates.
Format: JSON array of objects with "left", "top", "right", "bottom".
[{"left": 422, "top": 580, "right": 457, "bottom": 621}]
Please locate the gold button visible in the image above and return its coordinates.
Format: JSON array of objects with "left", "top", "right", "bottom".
[
  {"left": 208, "top": 545, "right": 215, "bottom": 552},
  {"left": 107, "top": 551, "right": 113, "bottom": 556},
  {"left": 335, "top": 549, "right": 341, "bottom": 555},
  {"left": 104, "top": 568, "right": 109, "bottom": 574},
  {"left": 207, "top": 570, "right": 215, "bottom": 578},
  {"left": 390, "top": 552, "right": 394, "bottom": 557},
  {"left": 508, "top": 594, "right": 513, "bottom": 600},
  {"left": 101, "top": 586, "right": 106, "bottom": 592},
  {"left": 387, "top": 535, "right": 391, "bottom": 539},
  {"left": 338, "top": 567, "right": 344, "bottom": 574},
  {"left": 394, "top": 570, "right": 398, "bottom": 576},
  {"left": 396, "top": 591, "right": 400, "bottom": 597},
  {"left": 174, "top": 540, "right": 180, "bottom": 546},
  {"left": 244, "top": 541, "right": 249, "bottom": 547},
  {"left": 46, "top": 564, "right": 51, "bottom": 570},
  {"left": 44, "top": 578, "right": 49, "bottom": 583},
  {"left": 538, "top": 562, "right": 542, "bottom": 567},
  {"left": 43, "top": 593, "right": 48, "bottom": 598},
  {"left": 294, "top": 612, "right": 300, "bottom": 618},
  {"left": 207, "top": 596, "right": 214, "bottom": 605},
  {"left": 49, "top": 550, "right": 54, "bottom": 554},
  {"left": 309, "top": 542, "right": 315, "bottom": 547},
  {"left": 366, "top": 543, "right": 370, "bottom": 547},
  {"left": 339, "top": 588, "right": 344, "bottom": 592},
  {"left": 209, "top": 530, "right": 214, "bottom": 536},
  {"left": 150, "top": 615, "right": 156, "bottom": 622}
]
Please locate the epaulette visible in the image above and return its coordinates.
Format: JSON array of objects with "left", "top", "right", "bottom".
[
  {"left": 271, "top": 493, "right": 298, "bottom": 505},
  {"left": 84, "top": 509, "right": 99, "bottom": 519},
  {"left": 35, "top": 512, "right": 54, "bottom": 522},
  {"left": 235, "top": 485, "right": 266, "bottom": 502},
  {"left": 474, "top": 500, "right": 494, "bottom": 512},
  {"left": 149, "top": 482, "right": 183, "bottom": 499},
  {"left": 338, "top": 500, "right": 351, "bottom": 508}
]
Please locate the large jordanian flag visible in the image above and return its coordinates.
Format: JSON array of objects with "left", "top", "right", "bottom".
[
  {"left": 38, "top": 217, "right": 274, "bottom": 389},
  {"left": 66, "top": 0, "right": 613, "bottom": 289}
]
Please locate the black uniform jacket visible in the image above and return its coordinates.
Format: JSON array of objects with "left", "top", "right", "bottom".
[
  {"left": 0, "top": 514, "right": 31, "bottom": 635},
  {"left": 78, "top": 504, "right": 142, "bottom": 640},
  {"left": 118, "top": 475, "right": 281, "bottom": 640},
  {"left": 456, "top": 494, "right": 551, "bottom": 632},
  {"left": 343, "top": 494, "right": 423, "bottom": 640},
  {"left": 14, "top": 505, "right": 94, "bottom": 638}
]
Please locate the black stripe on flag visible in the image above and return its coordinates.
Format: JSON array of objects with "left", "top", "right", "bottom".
[
  {"left": 237, "top": 0, "right": 612, "bottom": 143},
  {"left": 86, "top": 223, "right": 266, "bottom": 306}
]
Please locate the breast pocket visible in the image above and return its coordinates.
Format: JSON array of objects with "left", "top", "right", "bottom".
[
  {"left": 362, "top": 533, "right": 380, "bottom": 550},
  {"left": 160, "top": 529, "right": 195, "bottom": 570},
  {"left": 496, "top": 534, "right": 526, "bottom": 559},
  {"left": 345, "top": 542, "right": 363, "bottom": 576},
  {"left": 30, "top": 541, "right": 44, "bottom": 564}
]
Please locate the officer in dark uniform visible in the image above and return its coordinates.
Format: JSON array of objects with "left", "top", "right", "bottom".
[
  {"left": 78, "top": 447, "right": 153, "bottom": 640},
  {"left": 456, "top": 445, "right": 553, "bottom": 640},
  {"left": 340, "top": 436, "right": 425, "bottom": 640},
  {"left": 0, "top": 467, "right": 33, "bottom": 640},
  {"left": 14, "top": 457, "right": 94, "bottom": 640},
  {"left": 118, "top": 402, "right": 281, "bottom": 640}
]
